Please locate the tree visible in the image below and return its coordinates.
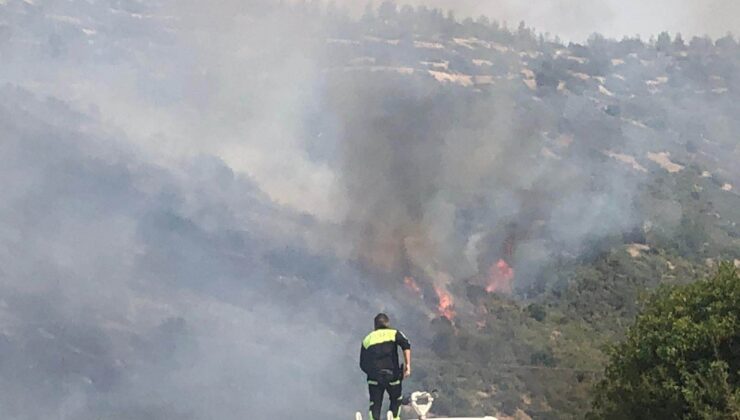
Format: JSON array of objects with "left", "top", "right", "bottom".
[
  {"left": 689, "top": 35, "right": 713, "bottom": 54},
  {"left": 656, "top": 31, "right": 672, "bottom": 53},
  {"left": 589, "top": 262, "right": 740, "bottom": 419},
  {"left": 716, "top": 33, "right": 738, "bottom": 51},
  {"left": 674, "top": 33, "right": 686, "bottom": 50},
  {"left": 377, "top": 0, "right": 397, "bottom": 22},
  {"left": 361, "top": 2, "right": 376, "bottom": 23}
]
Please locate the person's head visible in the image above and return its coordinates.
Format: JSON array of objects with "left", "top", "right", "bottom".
[{"left": 374, "top": 313, "right": 390, "bottom": 330}]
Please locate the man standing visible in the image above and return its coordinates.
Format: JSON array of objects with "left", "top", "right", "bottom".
[{"left": 360, "top": 313, "right": 411, "bottom": 420}]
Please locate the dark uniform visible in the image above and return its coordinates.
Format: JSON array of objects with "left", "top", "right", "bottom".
[{"left": 360, "top": 327, "right": 411, "bottom": 420}]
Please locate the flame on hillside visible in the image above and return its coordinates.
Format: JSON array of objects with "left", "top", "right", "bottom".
[
  {"left": 403, "top": 276, "right": 422, "bottom": 297},
  {"left": 486, "top": 259, "right": 514, "bottom": 293},
  {"left": 434, "top": 285, "right": 456, "bottom": 320}
]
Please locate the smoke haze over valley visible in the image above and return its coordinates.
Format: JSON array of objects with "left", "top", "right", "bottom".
[{"left": 0, "top": 0, "right": 738, "bottom": 418}]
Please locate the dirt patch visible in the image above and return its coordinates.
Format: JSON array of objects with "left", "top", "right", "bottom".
[
  {"left": 428, "top": 70, "right": 473, "bottom": 87},
  {"left": 605, "top": 151, "right": 647, "bottom": 172},
  {"left": 599, "top": 85, "right": 615, "bottom": 97},
  {"left": 627, "top": 243, "right": 650, "bottom": 258},
  {"left": 521, "top": 79, "right": 536, "bottom": 90},
  {"left": 647, "top": 152, "right": 684, "bottom": 173},
  {"left": 413, "top": 40, "right": 444, "bottom": 49},
  {"left": 474, "top": 75, "right": 495, "bottom": 85},
  {"left": 421, "top": 60, "right": 449, "bottom": 70}
]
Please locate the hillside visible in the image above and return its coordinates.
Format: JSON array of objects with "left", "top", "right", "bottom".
[
  {"left": 0, "top": 1, "right": 738, "bottom": 419},
  {"left": 318, "top": 5, "right": 740, "bottom": 418}
]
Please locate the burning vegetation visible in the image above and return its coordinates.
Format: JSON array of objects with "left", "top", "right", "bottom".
[
  {"left": 433, "top": 285, "right": 456, "bottom": 320},
  {"left": 486, "top": 259, "right": 515, "bottom": 294},
  {"left": 404, "top": 276, "right": 422, "bottom": 297}
]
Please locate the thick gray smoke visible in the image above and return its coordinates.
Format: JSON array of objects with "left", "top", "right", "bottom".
[
  {"left": 0, "top": 0, "right": 737, "bottom": 419},
  {"left": 0, "top": 1, "right": 390, "bottom": 418},
  {"left": 0, "top": 86, "right": 373, "bottom": 418},
  {"left": 330, "top": 70, "right": 640, "bottom": 300}
]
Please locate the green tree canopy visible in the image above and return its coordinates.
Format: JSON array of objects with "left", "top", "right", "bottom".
[{"left": 589, "top": 262, "right": 740, "bottom": 419}]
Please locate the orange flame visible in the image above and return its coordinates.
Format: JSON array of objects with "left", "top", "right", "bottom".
[
  {"left": 404, "top": 276, "right": 422, "bottom": 296},
  {"left": 434, "top": 285, "right": 456, "bottom": 320},
  {"left": 486, "top": 259, "right": 514, "bottom": 294}
]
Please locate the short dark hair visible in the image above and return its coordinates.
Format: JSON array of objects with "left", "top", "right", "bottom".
[{"left": 374, "top": 313, "right": 390, "bottom": 329}]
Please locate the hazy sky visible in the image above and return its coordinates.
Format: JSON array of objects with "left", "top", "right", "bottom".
[{"left": 341, "top": 0, "right": 740, "bottom": 41}]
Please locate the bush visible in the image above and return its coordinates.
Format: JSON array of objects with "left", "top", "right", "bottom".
[
  {"left": 526, "top": 303, "right": 547, "bottom": 322},
  {"left": 531, "top": 348, "right": 556, "bottom": 367},
  {"left": 589, "top": 262, "right": 740, "bottom": 419}
]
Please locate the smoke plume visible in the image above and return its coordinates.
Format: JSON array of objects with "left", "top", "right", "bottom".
[{"left": 1, "top": 0, "right": 738, "bottom": 418}]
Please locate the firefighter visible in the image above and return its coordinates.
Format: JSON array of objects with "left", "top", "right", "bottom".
[{"left": 360, "top": 313, "right": 411, "bottom": 420}]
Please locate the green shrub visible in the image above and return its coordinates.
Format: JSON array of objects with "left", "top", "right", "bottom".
[{"left": 589, "top": 262, "right": 740, "bottom": 420}]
